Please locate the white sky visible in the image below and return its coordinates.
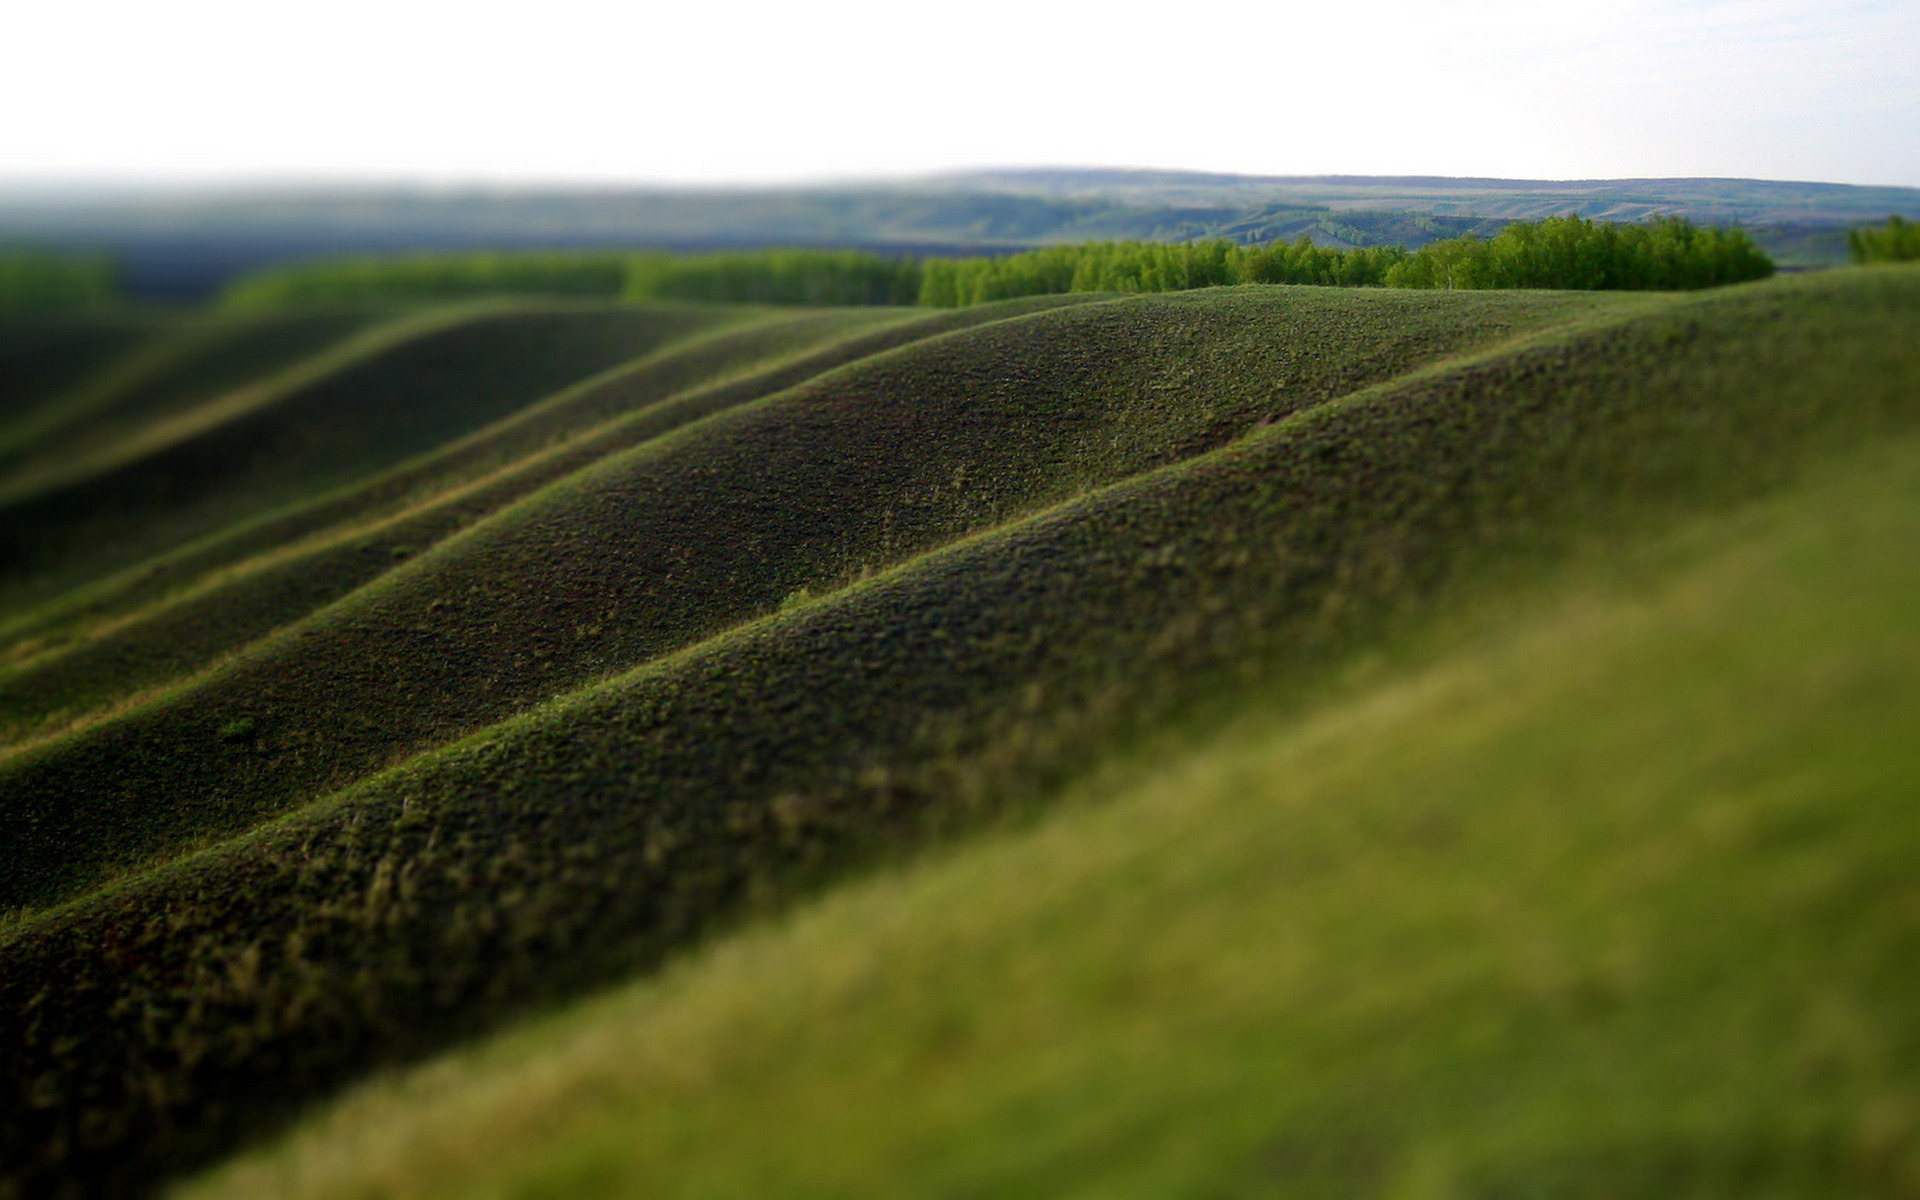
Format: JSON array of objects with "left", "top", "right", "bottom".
[{"left": 4, "top": 0, "right": 1918, "bottom": 187}]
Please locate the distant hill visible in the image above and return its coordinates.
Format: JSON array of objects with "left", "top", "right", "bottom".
[
  {"left": 3, "top": 169, "right": 1916, "bottom": 297},
  {"left": 937, "top": 167, "right": 1920, "bottom": 222}
]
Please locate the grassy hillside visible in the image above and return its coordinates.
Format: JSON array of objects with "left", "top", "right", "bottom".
[
  {"left": 0, "top": 300, "right": 1116, "bottom": 753},
  {"left": 0, "top": 267, "right": 1914, "bottom": 1196},
  {"left": 0, "top": 302, "right": 753, "bottom": 608},
  {"left": 0, "top": 299, "right": 1105, "bottom": 664},
  {"left": 188, "top": 425, "right": 1920, "bottom": 1200},
  {"left": 0, "top": 307, "right": 896, "bottom": 739},
  {"left": 0, "top": 285, "right": 1628, "bottom": 909},
  {"left": 0, "top": 310, "right": 384, "bottom": 504},
  {"left": 0, "top": 314, "right": 172, "bottom": 434}
]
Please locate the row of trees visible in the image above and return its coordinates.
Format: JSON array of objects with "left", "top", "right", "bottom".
[
  {"left": 916, "top": 216, "right": 1774, "bottom": 305},
  {"left": 0, "top": 250, "right": 118, "bottom": 312},
  {"left": 221, "top": 249, "right": 917, "bottom": 310},
  {"left": 1383, "top": 216, "right": 1775, "bottom": 290},
  {"left": 220, "top": 253, "right": 630, "bottom": 309},
  {"left": 626, "top": 250, "right": 919, "bottom": 306},
  {"left": 1848, "top": 215, "right": 1920, "bottom": 263},
  {"left": 916, "top": 239, "right": 1418, "bottom": 305},
  {"left": 216, "top": 216, "right": 1789, "bottom": 312}
]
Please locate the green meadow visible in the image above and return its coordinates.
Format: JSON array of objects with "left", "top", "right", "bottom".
[{"left": 0, "top": 262, "right": 1915, "bottom": 1197}]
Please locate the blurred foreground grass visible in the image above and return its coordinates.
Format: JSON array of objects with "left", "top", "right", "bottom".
[{"left": 185, "top": 430, "right": 1920, "bottom": 1199}]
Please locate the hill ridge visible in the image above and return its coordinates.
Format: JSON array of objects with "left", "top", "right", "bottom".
[
  {"left": 0, "top": 286, "right": 1631, "bottom": 911},
  {"left": 0, "top": 298, "right": 1098, "bottom": 654},
  {"left": 0, "top": 298, "right": 1109, "bottom": 748},
  {"left": 185, "top": 429, "right": 1920, "bottom": 1199},
  {"left": 0, "top": 267, "right": 1914, "bottom": 1195}
]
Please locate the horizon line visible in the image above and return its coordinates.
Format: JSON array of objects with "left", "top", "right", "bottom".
[{"left": 5, "top": 165, "right": 1920, "bottom": 198}]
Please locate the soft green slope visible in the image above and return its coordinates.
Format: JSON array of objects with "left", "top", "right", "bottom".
[
  {"left": 0, "top": 306, "right": 933, "bottom": 746},
  {"left": 0, "top": 268, "right": 1914, "bottom": 1196},
  {"left": 0, "top": 298, "right": 1087, "bottom": 684},
  {"left": 0, "top": 314, "right": 172, "bottom": 432},
  {"left": 0, "top": 302, "right": 745, "bottom": 607},
  {"left": 0, "top": 285, "right": 1620, "bottom": 909},
  {"left": 0, "top": 310, "right": 382, "bottom": 503},
  {"left": 185, "top": 427, "right": 1920, "bottom": 1200}
]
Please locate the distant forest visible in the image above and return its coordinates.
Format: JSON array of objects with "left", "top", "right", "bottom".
[
  {"left": 920, "top": 216, "right": 1773, "bottom": 302},
  {"left": 217, "top": 216, "right": 1777, "bottom": 311},
  {"left": 1849, "top": 215, "right": 1920, "bottom": 263},
  {"left": 8, "top": 170, "right": 1916, "bottom": 299},
  {"left": 0, "top": 251, "right": 117, "bottom": 312}
]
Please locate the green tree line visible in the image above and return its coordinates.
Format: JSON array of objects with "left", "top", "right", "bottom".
[
  {"left": 217, "top": 216, "right": 1778, "bottom": 312},
  {"left": 1382, "top": 215, "right": 1774, "bottom": 290},
  {"left": 219, "top": 252, "right": 630, "bottom": 309},
  {"left": 1848, "top": 215, "right": 1920, "bottom": 263},
  {"left": 220, "top": 249, "right": 918, "bottom": 310},
  {"left": 626, "top": 249, "right": 919, "bottom": 306},
  {"left": 0, "top": 250, "right": 119, "bottom": 313},
  {"left": 918, "top": 216, "right": 1771, "bottom": 303},
  {"left": 919, "top": 238, "right": 1415, "bottom": 305}
]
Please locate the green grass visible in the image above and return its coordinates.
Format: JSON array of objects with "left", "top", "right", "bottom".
[
  {"left": 0, "top": 298, "right": 1086, "bottom": 667},
  {"left": 0, "top": 313, "right": 173, "bottom": 436},
  {"left": 0, "top": 285, "right": 1623, "bottom": 909},
  {"left": 0, "top": 267, "right": 1914, "bottom": 1196},
  {"left": 0, "top": 310, "right": 384, "bottom": 504},
  {"left": 0, "top": 306, "right": 918, "bottom": 745},
  {"left": 183, "top": 427, "right": 1920, "bottom": 1200},
  {"left": 0, "top": 301, "right": 746, "bottom": 608},
  {"left": 0, "top": 299, "right": 1135, "bottom": 753}
]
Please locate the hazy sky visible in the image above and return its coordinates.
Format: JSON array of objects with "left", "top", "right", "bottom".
[{"left": 7, "top": 0, "right": 1918, "bottom": 187}]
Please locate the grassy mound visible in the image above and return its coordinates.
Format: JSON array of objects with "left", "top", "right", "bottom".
[
  {"left": 0, "top": 300, "right": 1088, "bottom": 673},
  {"left": 0, "top": 307, "right": 930, "bottom": 747},
  {"left": 0, "top": 311, "right": 382, "bottom": 506},
  {"left": 0, "top": 315, "right": 172, "bottom": 440},
  {"left": 0, "top": 286, "right": 1617, "bottom": 910},
  {"left": 0, "top": 267, "right": 1914, "bottom": 1195},
  {"left": 189, "top": 430, "right": 1920, "bottom": 1200},
  {"left": 0, "top": 302, "right": 743, "bottom": 607}
]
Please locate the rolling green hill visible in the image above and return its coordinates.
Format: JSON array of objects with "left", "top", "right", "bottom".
[
  {"left": 191, "top": 414, "right": 1920, "bottom": 1200},
  {"left": 0, "top": 314, "right": 174, "bottom": 437},
  {"left": 0, "top": 302, "right": 753, "bottom": 608},
  {"left": 0, "top": 266, "right": 1915, "bottom": 1197},
  {"left": 0, "top": 310, "right": 384, "bottom": 505}
]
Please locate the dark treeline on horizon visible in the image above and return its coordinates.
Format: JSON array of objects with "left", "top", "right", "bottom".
[
  {"left": 214, "top": 216, "right": 1781, "bottom": 311},
  {"left": 0, "top": 250, "right": 119, "bottom": 312},
  {"left": 215, "top": 249, "right": 920, "bottom": 310},
  {"left": 631, "top": 249, "right": 922, "bottom": 306},
  {"left": 1848, "top": 215, "right": 1920, "bottom": 263},
  {"left": 920, "top": 216, "right": 1775, "bottom": 301}
]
